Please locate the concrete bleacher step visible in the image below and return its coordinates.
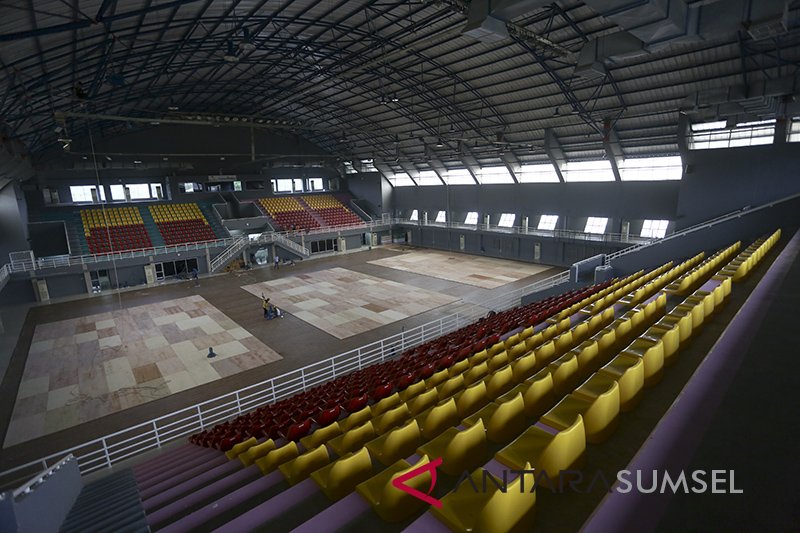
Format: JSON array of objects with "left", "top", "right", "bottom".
[
  {"left": 61, "top": 469, "right": 148, "bottom": 533},
  {"left": 138, "top": 205, "right": 165, "bottom": 247},
  {"left": 198, "top": 202, "right": 229, "bottom": 239}
]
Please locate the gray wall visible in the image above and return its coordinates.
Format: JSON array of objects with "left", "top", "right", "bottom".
[
  {"left": 391, "top": 181, "right": 680, "bottom": 233},
  {"left": 345, "top": 172, "right": 393, "bottom": 216},
  {"left": 677, "top": 143, "right": 800, "bottom": 228},
  {"left": 401, "top": 224, "right": 624, "bottom": 267},
  {"left": 0, "top": 181, "right": 29, "bottom": 261}
]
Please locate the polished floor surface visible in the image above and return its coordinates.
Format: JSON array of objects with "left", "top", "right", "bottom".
[
  {"left": 241, "top": 267, "right": 458, "bottom": 339},
  {"left": 368, "top": 248, "right": 552, "bottom": 288},
  {"left": 5, "top": 295, "right": 282, "bottom": 446}
]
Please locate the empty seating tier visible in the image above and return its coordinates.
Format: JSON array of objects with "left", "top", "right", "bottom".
[
  {"left": 80, "top": 206, "right": 152, "bottom": 254},
  {"left": 258, "top": 196, "right": 321, "bottom": 231},
  {"left": 302, "top": 194, "right": 364, "bottom": 227},
  {"left": 150, "top": 203, "right": 218, "bottom": 245}
]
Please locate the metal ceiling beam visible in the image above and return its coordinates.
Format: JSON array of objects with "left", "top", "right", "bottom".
[
  {"left": 0, "top": 0, "right": 202, "bottom": 42},
  {"left": 544, "top": 128, "right": 566, "bottom": 182},
  {"left": 603, "top": 119, "right": 623, "bottom": 182},
  {"left": 500, "top": 150, "right": 521, "bottom": 184}
]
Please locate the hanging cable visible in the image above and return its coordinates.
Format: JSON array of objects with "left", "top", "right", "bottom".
[{"left": 88, "top": 126, "right": 123, "bottom": 310}]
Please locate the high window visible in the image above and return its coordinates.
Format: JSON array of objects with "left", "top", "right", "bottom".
[
  {"left": 585, "top": 217, "right": 608, "bottom": 234},
  {"left": 641, "top": 219, "right": 669, "bottom": 238},
  {"left": 538, "top": 214, "right": 558, "bottom": 230},
  {"left": 498, "top": 213, "right": 516, "bottom": 227}
]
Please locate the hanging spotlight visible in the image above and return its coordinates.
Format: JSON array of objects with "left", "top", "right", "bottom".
[
  {"left": 391, "top": 93, "right": 399, "bottom": 103},
  {"left": 435, "top": 138, "right": 445, "bottom": 148}
]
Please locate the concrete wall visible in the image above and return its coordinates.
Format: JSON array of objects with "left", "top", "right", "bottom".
[
  {"left": 345, "top": 172, "right": 393, "bottom": 216},
  {"left": 391, "top": 181, "right": 680, "bottom": 233},
  {"left": 400, "top": 224, "right": 624, "bottom": 267},
  {"left": 677, "top": 143, "right": 800, "bottom": 228},
  {"left": 0, "top": 181, "right": 29, "bottom": 261}
]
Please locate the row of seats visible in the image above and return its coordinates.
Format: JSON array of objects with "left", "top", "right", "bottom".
[
  {"left": 80, "top": 206, "right": 143, "bottom": 233},
  {"left": 80, "top": 207, "right": 152, "bottom": 254},
  {"left": 257, "top": 195, "right": 364, "bottom": 231},
  {"left": 719, "top": 229, "right": 781, "bottom": 282},
  {"left": 216, "top": 264, "right": 664, "bottom": 527},
  {"left": 150, "top": 203, "right": 217, "bottom": 245},
  {"left": 189, "top": 283, "right": 616, "bottom": 451},
  {"left": 303, "top": 195, "right": 364, "bottom": 227},
  {"left": 666, "top": 241, "right": 741, "bottom": 295},
  {"left": 623, "top": 252, "right": 704, "bottom": 307}
]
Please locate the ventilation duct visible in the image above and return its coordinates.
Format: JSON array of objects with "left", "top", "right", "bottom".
[
  {"left": 574, "top": 0, "right": 789, "bottom": 79},
  {"left": 680, "top": 76, "right": 800, "bottom": 120},
  {"left": 462, "top": 0, "right": 551, "bottom": 42}
]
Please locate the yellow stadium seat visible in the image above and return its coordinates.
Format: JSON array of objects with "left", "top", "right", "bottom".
[
  {"left": 511, "top": 351, "right": 537, "bottom": 382},
  {"left": 300, "top": 422, "right": 342, "bottom": 450},
  {"left": 548, "top": 352, "right": 579, "bottom": 397},
  {"left": 239, "top": 438, "right": 276, "bottom": 466},
  {"left": 417, "top": 420, "right": 487, "bottom": 476},
  {"left": 255, "top": 442, "right": 299, "bottom": 475},
  {"left": 311, "top": 448, "right": 374, "bottom": 501},
  {"left": 504, "top": 333, "right": 520, "bottom": 349},
  {"left": 487, "top": 341, "right": 506, "bottom": 357},
  {"left": 373, "top": 404, "right": 411, "bottom": 434},
  {"left": 471, "top": 349, "right": 489, "bottom": 365},
  {"left": 454, "top": 380, "right": 490, "bottom": 418},
  {"left": 356, "top": 455, "right": 433, "bottom": 523},
  {"left": 543, "top": 379, "right": 620, "bottom": 443},
  {"left": 599, "top": 354, "right": 644, "bottom": 411},
  {"left": 574, "top": 340, "right": 601, "bottom": 372},
  {"left": 464, "top": 361, "right": 489, "bottom": 386},
  {"left": 448, "top": 358, "right": 471, "bottom": 377},
  {"left": 225, "top": 437, "right": 258, "bottom": 460},
  {"left": 463, "top": 392, "right": 526, "bottom": 444},
  {"left": 432, "top": 466, "right": 536, "bottom": 533},
  {"left": 278, "top": 445, "right": 331, "bottom": 485},
  {"left": 507, "top": 341, "right": 528, "bottom": 361},
  {"left": 496, "top": 415, "right": 585, "bottom": 482},
  {"left": 487, "top": 351, "right": 509, "bottom": 372},
  {"left": 365, "top": 419, "right": 422, "bottom": 465},
  {"left": 438, "top": 374, "right": 465, "bottom": 400},
  {"left": 328, "top": 421, "right": 376, "bottom": 456},
  {"left": 341, "top": 406, "right": 373, "bottom": 431},
  {"left": 485, "top": 365, "right": 515, "bottom": 399},
  {"left": 399, "top": 380, "right": 426, "bottom": 402},
  {"left": 426, "top": 369, "right": 450, "bottom": 389},
  {"left": 372, "top": 392, "right": 401, "bottom": 416},
  {"left": 409, "top": 388, "right": 439, "bottom": 416},
  {"left": 622, "top": 337, "right": 664, "bottom": 387},
  {"left": 534, "top": 340, "right": 557, "bottom": 366},
  {"left": 415, "top": 398, "right": 459, "bottom": 440}
]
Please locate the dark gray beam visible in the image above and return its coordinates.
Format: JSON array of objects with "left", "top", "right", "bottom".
[
  {"left": 603, "top": 119, "right": 623, "bottom": 182},
  {"left": 544, "top": 128, "right": 566, "bottom": 182}
]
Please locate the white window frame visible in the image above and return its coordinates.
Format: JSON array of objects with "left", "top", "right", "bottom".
[
  {"left": 418, "top": 171, "right": 442, "bottom": 186},
  {"left": 478, "top": 166, "right": 514, "bottom": 184},
  {"left": 444, "top": 168, "right": 475, "bottom": 185},
  {"left": 518, "top": 164, "right": 560, "bottom": 183},
  {"left": 70, "top": 185, "right": 105, "bottom": 203},
  {"left": 435, "top": 210, "right": 447, "bottom": 223},
  {"left": 563, "top": 160, "right": 615, "bottom": 182},
  {"left": 464, "top": 211, "right": 479, "bottom": 225},
  {"left": 641, "top": 219, "right": 669, "bottom": 239},
  {"left": 620, "top": 156, "right": 683, "bottom": 181},
  {"left": 585, "top": 217, "right": 608, "bottom": 234},
  {"left": 409, "top": 209, "right": 418, "bottom": 221},
  {"left": 497, "top": 213, "right": 515, "bottom": 227},
  {"left": 538, "top": 214, "right": 558, "bottom": 231}
]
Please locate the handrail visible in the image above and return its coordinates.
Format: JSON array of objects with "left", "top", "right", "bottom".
[
  {"left": 11, "top": 455, "right": 74, "bottom": 499},
  {"left": 349, "top": 200, "right": 373, "bottom": 221},
  {"left": 604, "top": 191, "right": 800, "bottom": 264},
  {"left": 269, "top": 232, "right": 311, "bottom": 257},
  {"left": 393, "top": 218, "right": 653, "bottom": 245},
  {"left": 210, "top": 236, "right": 248, "bottom": 272},
  {"left": 0, "top": 264, "right": 571, "bottom": 488}
]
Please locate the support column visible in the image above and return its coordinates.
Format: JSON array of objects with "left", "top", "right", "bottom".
[{"left": 83, "top": 269, "right": 93, "bottom": 294}]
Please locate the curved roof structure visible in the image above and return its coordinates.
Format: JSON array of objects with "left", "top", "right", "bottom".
[{"left": 2, "top": 0, "right": 799, "bottom": 172}]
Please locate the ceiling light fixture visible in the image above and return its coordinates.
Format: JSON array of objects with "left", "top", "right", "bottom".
[
  {"left": 391, "top": 93, "right": 399, "bottom": 103},
  {"left": 435, "top": 138, "right": 445, "bottom": 148},
  {"left": 238, "top": 28, "right": 256, "bottom": 52},
  {"left": 223, "top": 41, "right": 239, "bottom": 63}
]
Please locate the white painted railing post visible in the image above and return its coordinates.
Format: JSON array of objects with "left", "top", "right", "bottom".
[
  {"left": 153, "top": 421, "right": 161, "bottom": 448},
  {"left": 102, "top": 439, "right": 111, "bottom": 468},
  {"left": 300, "top": 369, "right": 306, "bottom": 390},
  {"left": 197, "top": 405, "right": 204, "bottom": 430},
  {"left": 235, "top": 391, "right": 242, "bottom": 415}
]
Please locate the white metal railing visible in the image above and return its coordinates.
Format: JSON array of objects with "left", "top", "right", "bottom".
[
  {"left": 0, "top": 264, "right": 9, "bottom": 292},
  {"left": 10, "top": 455, "right": 74, "bottom": 499},
  {"left": 269, "top": 232, "right": 311, "bottom": 257},
  {"left": 604, "top": 191, "right": 800, "bottom": 264},
  {"left": 210, "top": 236, "right": 248, "bottom": 272},
  {"left": 0, "top": 265, "right": 571, "bottom": 488}
]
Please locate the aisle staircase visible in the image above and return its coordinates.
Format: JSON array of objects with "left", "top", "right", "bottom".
[
  {"left": 138, "top": 206, "right": 166, "bottom": 247},
  {"left": 198, "top": 202, "right": 230, "bottom": 239}
]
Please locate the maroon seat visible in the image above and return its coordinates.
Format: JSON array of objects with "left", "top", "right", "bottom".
[
  {"left": 344, "top": 394, "right": 369, "bottom": 413},
  {"left": 315, "top": 405, "right": 341, "bottom": 427},
  {"left": 283, "top": 419, "right": 312, "bottom": 441},
  {"left": 371, "top": 383, "right": 394, "bottom": 402}
]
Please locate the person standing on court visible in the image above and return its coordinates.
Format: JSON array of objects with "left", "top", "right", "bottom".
[
  {"left": 274, "top": 254, "right": 280, "bottom": 270},
  {"left": 262, "top": 294, "right": 269, "bottom": 318}
]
